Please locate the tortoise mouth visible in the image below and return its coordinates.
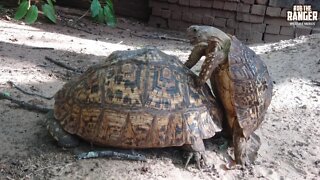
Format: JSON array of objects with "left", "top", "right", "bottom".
[{"left": 188, "top": 36, "right": 198, "bottom": 45}]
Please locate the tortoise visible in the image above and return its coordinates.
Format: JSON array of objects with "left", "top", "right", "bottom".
[
  {"left": 185, "top": 25, "right": 273, "bottom": 165},
  {"left": 46, "top": 47, "right": 224, "bottom": 168}
]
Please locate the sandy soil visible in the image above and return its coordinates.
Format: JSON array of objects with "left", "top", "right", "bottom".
[{"left": 0, "top": 7, "right": 319, "bottom": 180}]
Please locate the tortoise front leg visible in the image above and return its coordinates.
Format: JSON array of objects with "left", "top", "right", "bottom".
[
  {"left": 183, "top": 137, "right": 207, "bottom": 169},
  {"left": 46, "top": 110, "right": 80, "bottom": 148},
  {"left": 196, "top": 50, "right": 226, "bottom": 87},
  {"left": 185, "top": 42, "right": 208, "bottom": 69}
]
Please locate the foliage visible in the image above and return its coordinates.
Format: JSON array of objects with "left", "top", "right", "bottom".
[
  {"left": 14, "top": 0, "right": 56, "bottom": 24},
  {"left": 14, "top": 0, "right": 116, "bottom": 26},
  {"left": 90, "top": 0, "right": 116, "bottom": 27}
]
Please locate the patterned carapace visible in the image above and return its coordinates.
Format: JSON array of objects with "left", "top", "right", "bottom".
[{"left": 54, "top": 47, "right": 223, "bottom": 150}]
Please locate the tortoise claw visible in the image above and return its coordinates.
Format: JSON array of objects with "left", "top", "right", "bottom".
[{"left": 184, "top": 152, "right": 206, "bottom": 169}]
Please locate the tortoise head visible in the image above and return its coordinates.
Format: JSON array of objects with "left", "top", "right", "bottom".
[{"left": 187, "top": 25, "right": 231, "bottom": 50}]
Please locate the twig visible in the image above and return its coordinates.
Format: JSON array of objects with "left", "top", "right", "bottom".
[
  {"left": 75, "top": 9, "right": 89, "bottom": 22},
  {"left": 0, "top": 92, "right": 50, "bottom": 113},
  {"left": 45, "top": 56, "right": 83, "bottom": 73},
  {"left": 31, "top": 47, "right": 55, "bottom": 50},
  {"left": 130, "top": 33, "right": 189, "bottom": 42},
  {"left": 7, "top": 81, "right": 53, "bottom": 100},
  {"left": 77, "top": 150, "right": 147, "bottom": 161}
]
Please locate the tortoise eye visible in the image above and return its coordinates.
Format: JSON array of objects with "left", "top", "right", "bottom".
[{"left": 193, "top": 28, "right": 197, "bottom": 33}]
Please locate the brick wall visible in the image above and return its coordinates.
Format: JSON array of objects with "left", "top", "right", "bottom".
[{"left": 148, "top": 0, "right": 320, "bottom": 43}]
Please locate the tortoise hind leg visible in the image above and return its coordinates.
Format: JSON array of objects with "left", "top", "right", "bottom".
[
  {"left": 233, "top": 121, "right": 261, "bottom": 166},
  {"left": 182, "top": 137, "right": 207, "bottom": 169},
  {"left": 232, "top": 127, "right": 247, "bottom": 165},
  {"left": 46, "top": 110, "right": 79, "bottom": 148}
]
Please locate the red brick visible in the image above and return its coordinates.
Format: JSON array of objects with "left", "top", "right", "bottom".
[
  {"left": 214, "top": 17, "right": 227, "bottom": 27},
  {"left": 255, "top": 0, "right": 268, "bottom": 5},
  {"left": 264, "top": 33, "right": 292, "bottom": 42},
  {"left": 251, "top": 4, "right": 266, "bottom": 16},
  {"left": 179, "top": 0, "right": 189, "bottom": 6},
  {"left": 224, "top": 2, "right": 237, "bottom": 11},
  {"left": 265, "top": 24, "right": 280, "bottom": 34},
  {"left": 168, "top": 19, "right": 191, "bottom": 30},
  {"left": 280, "top": 8, "right": 288, "bottom": 18},
  {"left": 190, "top": 0, "right": 201, "bottom": 7},
  {"left": 296, "top": 27, "right": 312, "bottom": 36},
  {"left": 241, "top": 0, "right": 254, "bottom": 4},
  {"left": 191, "top": 14, "right": 203, "bottom": 23},
  {"left": 215, "top": 9, "right": 236, "bottom": 19},
  {"left": 182, "top": 12, "right": 193, "bottom": 22},
  {"left": 251, "top": 23, "right": 266, "bottom": 32},
  {"left": 189, "top": 7, "right": 208, "bottom": 15},
  {"left": 213, "top": 0, "right": 224, "bottom": 9},
  {"left": 203, "top": 15, "right": 215, "bottom": 25},
  {"left": 238, "top": 22, "right": 252, "bottom": 31},
  {"left": 237, "top": 3, "right": 251, "bottom": 13},
  {"left": 161, "top": 9, "right": 171, "bottom": 19},
  {"left": 248, "top": 32, "right": 264, "bottom": 43},
  {"left": 266, "top": 7, "right": 281, "bottom": 17},
  {"left": 264, "top": 17, "right": 290, "bottom": 27},
  {"left": 226, "top": 28, "right": 236, "bottom": 35},
  {"left": 149, "top": 1, "right": 169, "bottom": 8},
  {"left": 171, "top": 11, "right": 182, "bottom": 20},
  {"left": 148, "top": 16, "right": 168, "bottom": 28},
  {"left": 169, "top": 4, "right": 182, "bottom": 20},
  {"left": 268, "top": 0, "right": 294, "bottom": 8},
  {"left": 235, "top": 28, "right": 250, "bottom": 41},
  {"left": 280, "top": 26, "right": 294, "bottom": 36},
  {"left": 200, "top": 0, "right": 212, "bottom": 8},
  {"left": 227, "top": 18, "right": 237, "bottom": 28},
  {"left": 152, "top": 7, "right": 162, "bottom": 16},
  {"left": 237, "top": 12, "right": 264, "bottom": 23}
]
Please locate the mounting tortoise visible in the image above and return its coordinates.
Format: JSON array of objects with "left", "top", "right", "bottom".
[
  {"left": 185, "top": 25, "right": 273, "bottom": 165},
  {"left": 46, "top": 47, "right": 224, "bottom": 168}
]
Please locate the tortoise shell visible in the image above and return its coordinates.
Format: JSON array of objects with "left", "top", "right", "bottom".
[
  {"left": 54, "top": 48, "right": 223, "bottom": 148},
  {"left": 213, "top": 36, "right": 273, "bottom": 138}
]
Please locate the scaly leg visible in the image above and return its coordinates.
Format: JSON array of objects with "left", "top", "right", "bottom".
[
  {"left": 196, "top": 50, "right": 226, "bottom": 87},
  {"left": 232, "top": 122, "right": 247, "bottom": 165},
  {"left": 185, "top": 42, "right": 208, "bottom": 69}
]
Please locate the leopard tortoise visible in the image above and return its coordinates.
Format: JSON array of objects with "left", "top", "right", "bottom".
[
  {"left": 185, "top": 25, "right": 273, "bottom": 165},
  {"left": 46, "top": 47, "right": 224, "bottom": 167}
]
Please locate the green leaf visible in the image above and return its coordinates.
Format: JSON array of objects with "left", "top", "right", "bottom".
[
  {"left": 90, "top": 0, "right": 101, "bottom": 17},
  {"left": 103, "top": 5, "right": 116, "bottom": 27},
  {"left": 105, "top": 0, "right": 114, "bottom": 14},
  {"left": 14, "top": 0, "right": 29, "bottom": 20},
  {"left": 47, "top": 0, "right": 54, "bottom": 7},
  {"left": 96, "top": 8, "right": 104, "bottom": 23},
  {"left": 25, "top": 5, "right": 38, "bottom": 24},
  {"left": 42, "top": 4, "right": 56, "bottom": 23}
]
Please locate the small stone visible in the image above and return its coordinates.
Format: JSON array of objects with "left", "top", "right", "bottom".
[
  {"left": 300, "top": 105, "right": 307, "bottom": 109},
  {"left": 4, "top": 15, "right": 11, "bottom": 21}
]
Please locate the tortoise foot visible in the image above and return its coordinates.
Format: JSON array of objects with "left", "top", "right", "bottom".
[
  {"left": 233, "top": 132, "right": 261, "bottom": 166},
  {"left": 184, "top": 152, "right": 207, "bottom": 169},
  {"left": 46, "top": 110, "right": 79, "bottom": 148}
]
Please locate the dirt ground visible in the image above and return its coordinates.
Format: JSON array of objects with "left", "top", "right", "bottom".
[{"left": 0, "top": 7, "right": 319, "bottom": 180}]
